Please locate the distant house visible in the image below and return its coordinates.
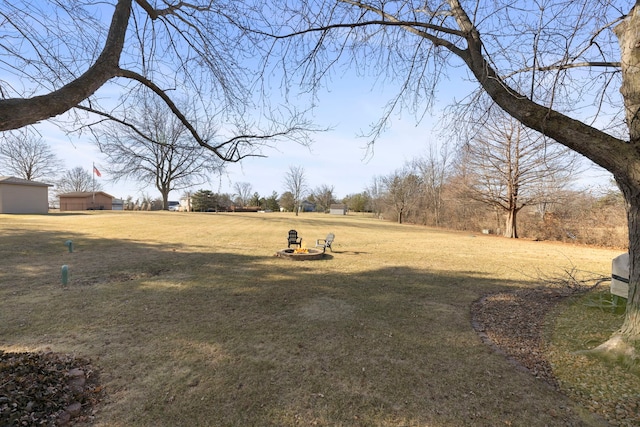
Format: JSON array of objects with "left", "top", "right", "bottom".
[
  {"left": 112, "top": 198, "right": 124, "bottom": 210},
  {"left": 179, "top": 196, "right": 191, "bottom": 212},
  {"left": 0, "top": 176, "right": 53, "bottom": 214},
  {"left": 330, "top": 203, "right": 347, "bottom": 215},
  {"left": 300, "top": 200, "right": 316, "bottom": 212},
  {"left": 59, "top": 191, "right": 114, "bottom": 211}
]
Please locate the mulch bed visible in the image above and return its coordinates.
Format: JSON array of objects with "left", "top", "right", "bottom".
[
  {"left": 471, "top": 286, "right": 573, "bottom": 389},
  {"left": 0, "top": 351, "right": 101, "bottom": 426}
]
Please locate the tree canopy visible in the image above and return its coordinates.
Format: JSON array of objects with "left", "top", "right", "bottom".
[
  {"left": 93, "top": 97, "right": 224, "bottom": 209},
  {"left": 56, "top": 166, "right": 102, "bottom": 194},
  {"left": 459, "top": 114, "right": 579, "bottom": 238},
  {"left": 0, "top": 130, "right": 63, "bottom": 181},
  {"left": 0, "top": 0, "right": 315, "bottom": 161}
]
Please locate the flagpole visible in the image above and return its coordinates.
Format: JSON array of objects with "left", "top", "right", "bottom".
[{"left": 92, "top": 162, "right": 96, "bottom": 208}]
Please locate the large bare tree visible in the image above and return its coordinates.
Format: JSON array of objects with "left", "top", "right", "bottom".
[
  {"left": 253, "top": 0, "right": 640, "bottom": 357},
  {"left": 233, "top": 182, "right": 254, "bottom": 207},
  {"left": 0, "top": 130, "right": 63, "bottom": 181},
  {"left": 56, "top": 166, "right": 102, "bottom": 194},
  {"left": 312, "top": 184, "right": 336, "bottom": 213},
  {"left": 459, "top": 114, "right": 579, "bottom": 238},
  {"left": 0, "top": 1, "right": 314, "bottom": 161},
  {"left": 283, "top": 165, "right": 308, "bottom": 216},
  {"left": 413, "top": 143, "right": 452, "bottom": 227},
  {"left": 381, "top": 166, "right": 423, "bottom": 224},
  {"left": 94, "top": 98, "right": 224, "bottom": 210}
]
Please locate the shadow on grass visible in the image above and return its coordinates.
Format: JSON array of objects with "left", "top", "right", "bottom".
[{"left": 0, "top": 228, "right": 597, "bottom": 427}]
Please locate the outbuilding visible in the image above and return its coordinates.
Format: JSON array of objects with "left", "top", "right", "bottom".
[
  {"left": 329, "top": 203, "right": 347, "bottom": 215},
  {"left": 59, "top": 191, "right": 114, "bottom": 211},
  {"left": 0, "top": 176, "right": 52, "bottom": 214}
]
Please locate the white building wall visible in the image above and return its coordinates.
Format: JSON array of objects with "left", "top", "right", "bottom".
[{"left": 0, "top": 183, "right": 49, "bottom": 214}]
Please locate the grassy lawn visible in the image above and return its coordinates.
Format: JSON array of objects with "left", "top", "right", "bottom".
[{"left": 0, "top": 211, "right": 626, "bottom": 426}]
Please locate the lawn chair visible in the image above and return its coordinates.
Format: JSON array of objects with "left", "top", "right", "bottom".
[
  {"left": 315, "top": 233, "right": 335, "bottom": 252},
  {"left": 287, "top": 229, "right": 302, "bottom": 248}
]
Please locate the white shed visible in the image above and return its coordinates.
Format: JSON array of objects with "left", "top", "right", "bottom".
[
  {"left": 0, "top": 176, "right": 52, "bottom": 214},
  {"left": 329, "top": 203, "right": 347, "bottom": 215}
]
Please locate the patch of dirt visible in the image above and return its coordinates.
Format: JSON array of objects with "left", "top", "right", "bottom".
[
  {"left": 299, "top": 296, "right": 354, "bottom": 321},
  {"left": 0, "top": 351, "right": 102, "bottom": 426}
]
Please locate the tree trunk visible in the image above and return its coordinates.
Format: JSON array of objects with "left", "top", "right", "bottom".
[
  {"left": 161, "top": 191, "right": 170, "bottom": 211},
  {"left": 615, "top": 3, "right": 640, "bottom": 340},
  {"left": 588, "top": 180, "right": 640, "bottom": 358},
  {"left": 620, "top": 183, "right": 640, "bottom": 338},
  {"left": 614, "top": 3, "right": 640, "bottom": 147},
  {"left": 503, "top": 209, "right": 517, "bottom": 238},
  {"left": 589, "top": 6, "right": 640, "bottom": 356}
]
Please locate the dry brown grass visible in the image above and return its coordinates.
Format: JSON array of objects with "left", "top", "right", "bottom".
[{"left": 0, "top": 211, "right": 624, "bottom": 426}]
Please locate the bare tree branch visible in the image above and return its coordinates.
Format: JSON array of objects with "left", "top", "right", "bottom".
[
  {"left": 0, "top": 0, "right": 318, "bottom": 163},
  {"left": 0, "top": 0, "right": 131, "bottom": 130}
]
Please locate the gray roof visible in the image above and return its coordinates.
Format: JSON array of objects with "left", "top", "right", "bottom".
[
  {"left": 0, "top": 176, "right": 53, "bottom": 187},
  {"left": 58, "top": 191, "right": 114, "bottom": 198}
]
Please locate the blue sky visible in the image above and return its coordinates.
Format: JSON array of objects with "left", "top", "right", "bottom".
[
  {"left": 22, "top": 39, "right": 614, "bottom": 202},
  {"left": 36, "top": 67, "right": 466, "bottom": 201},
  {"left": 41, "top": 116, "right": 436, "bottom": 202},
  {"left": 36, "top": 68, "right": 614, "bottom": 202}
]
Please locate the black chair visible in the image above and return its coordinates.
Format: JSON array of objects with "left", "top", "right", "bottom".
[{"left": 287, "top": 229, "right": 302, "bottom": 248}]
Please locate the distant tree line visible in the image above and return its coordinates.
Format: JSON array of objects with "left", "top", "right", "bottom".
[
  {"left": 188, "top": 189, "right": 281, "bottom": 212},
  {"left": 0, "top": 122, "right": 625, "bottom": 247},
  {"left": 364, "top": 165, "right": 626, "bottom": 248},
  {"left": 179, "top": 154, "right": 626, "bottom": 248}
]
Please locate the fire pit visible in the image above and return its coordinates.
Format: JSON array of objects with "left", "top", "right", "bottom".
[{"left": 276, "top": 247, "right": 325, "bottom": 261}]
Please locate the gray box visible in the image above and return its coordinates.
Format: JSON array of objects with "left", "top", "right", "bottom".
[{"left": 611, "top": 253, "right": 629, "bottom": 299}]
